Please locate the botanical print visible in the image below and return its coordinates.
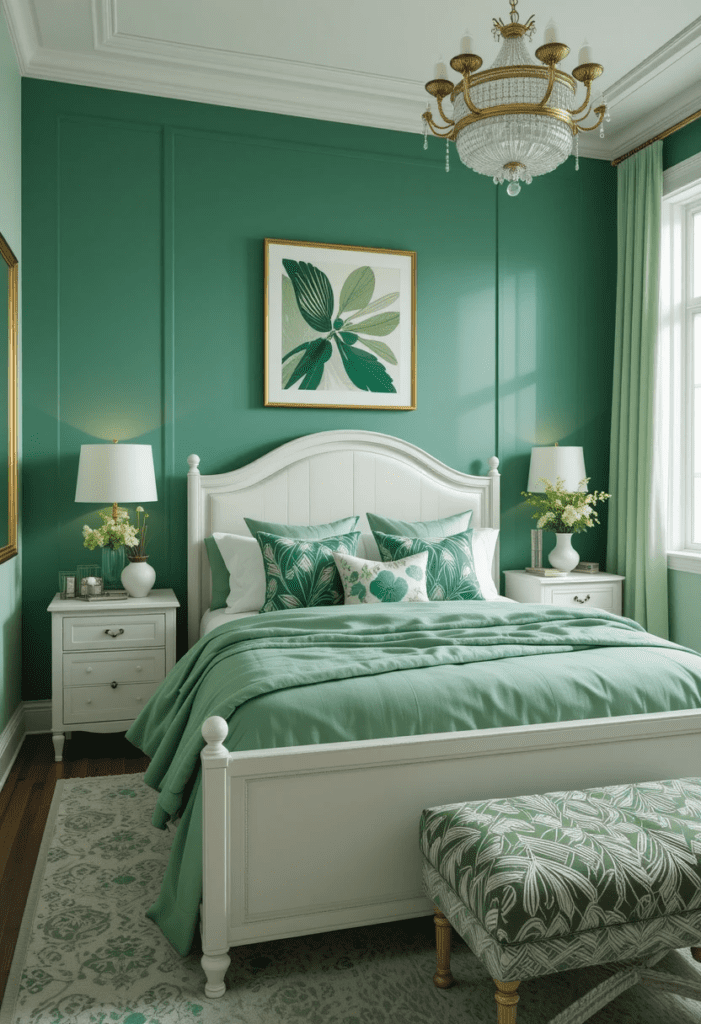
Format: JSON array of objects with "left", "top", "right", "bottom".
[
  {"left": 257, "top": 530, "right": 361, "bottom": 612},
  {"left": 334, "top": 551, "right": 429, "bottom": 604},
  {"left": 375, "top": 529, "right": 483, "bottom": 602},
  {"left": 265, "top": 239, "right": 416, "bottom": 409}
]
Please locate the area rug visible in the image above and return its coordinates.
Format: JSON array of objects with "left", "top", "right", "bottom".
[{"left": 3, "top": 774, "right": 701, "bottom": 1024}]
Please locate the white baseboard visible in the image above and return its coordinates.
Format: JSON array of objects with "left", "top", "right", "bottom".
[
  {"left": 0, "top": 700, "right": 53, "bottom": 793},
  {"left": 0, "top": 703, "right": 26, "bottom": 792},
  {"left": 23, "top": 700, "right": 52, "bottom": 735}
]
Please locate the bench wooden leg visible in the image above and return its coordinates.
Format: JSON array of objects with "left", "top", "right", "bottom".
[
  {"left": 494, "top": 979, "right": 520, "bottom": 1024},
  {"left": 433, "top": 907, "right": 454, "bottom": 988},
  {"left": 692, "top": 947, "right": 701, "bottom": 963}
]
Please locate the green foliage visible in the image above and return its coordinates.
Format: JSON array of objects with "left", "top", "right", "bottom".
[
  {"left": 521, "top": 478, "right": 611, "bottom": 534},
  {"left": 281, "top": 260, "right": 400, "bottom": 393},
  {"left": 369, "top": 570, "right": 408, "bottom": 602}
]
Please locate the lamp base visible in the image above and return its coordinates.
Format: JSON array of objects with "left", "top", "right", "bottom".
[{"left": 102, "top": 546, "right": 126, "bottom": 590}]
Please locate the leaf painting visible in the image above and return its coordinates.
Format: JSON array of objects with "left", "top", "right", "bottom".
[{"left": 281, "top": 260, "right": 400, "bottom": 393}]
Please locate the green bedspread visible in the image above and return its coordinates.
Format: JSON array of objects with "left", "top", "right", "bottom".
[{"left": 126, "top": 601, "right": 701, "bottom": 955}]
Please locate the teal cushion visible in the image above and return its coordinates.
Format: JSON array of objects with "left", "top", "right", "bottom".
[
  {"left": 245, "top": 515, "right": 359, "bottom": 540},
  {"left": 204, "top": 536, "right": 230, "bottom": 611},
  {"left": 257, "top": 530, "right": 361, "bottom": 612},
  {"left": 366, "top": 509, "right": 472, "bottom": 539},
  {"left": 420, "top": 778, "right": 701, "bottom": 947},
  {"left": 375, "top": 529, "right": 483, "bottom": 602}
]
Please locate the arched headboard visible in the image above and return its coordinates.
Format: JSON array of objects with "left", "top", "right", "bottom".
[{"left": 187, "top": 430, "right": 500, "bottom": 647}]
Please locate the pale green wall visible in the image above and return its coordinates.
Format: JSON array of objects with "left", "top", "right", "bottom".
[{"left": 0, "top": 9, "right": 21, "bottom": 734}]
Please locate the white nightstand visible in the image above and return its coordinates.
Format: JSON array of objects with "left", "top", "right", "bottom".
[
  {"left": 503, "top": 570, "right": 624, "bottom": 615},
  {"left": 47, "top": 588, "right": 180, "bottom": 762}
]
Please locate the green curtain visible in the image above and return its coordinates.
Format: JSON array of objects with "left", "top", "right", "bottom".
[{"left": 607, "top": 141, "right": 668, "bottom": 637}]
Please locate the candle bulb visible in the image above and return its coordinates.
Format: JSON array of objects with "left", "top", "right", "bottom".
[
  {"left": 460, "top": 32, "right": 473, "bottom": 54},
  {"left": 434, "top": 60, "right": 449, "bottom": 80},
  {"left": 578, "top": 42, "right": 593, "bottom": 64},
  {"left": 544, "top": 20, "right": 558, "bottom": 44}
]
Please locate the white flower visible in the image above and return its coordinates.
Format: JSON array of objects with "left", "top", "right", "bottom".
[{"left": 136, "top": 506, "right": 144, "bottom": 512}]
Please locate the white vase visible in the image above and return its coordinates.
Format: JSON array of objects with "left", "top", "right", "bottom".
[
  {"left": 548, "top": 532, "right": 579, "bottom": 572},
  {"left": 121, "top": 556, "right": 156, "bottom": 598}
]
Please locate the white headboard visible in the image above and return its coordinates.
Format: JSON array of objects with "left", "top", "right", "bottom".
[{"left": 187, "top": 430, "right": 500, "bottom": 647}]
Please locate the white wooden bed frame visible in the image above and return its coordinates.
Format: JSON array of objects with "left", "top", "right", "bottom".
[{"left": 187, "top": 429, "right": 701, "bottom": 997}]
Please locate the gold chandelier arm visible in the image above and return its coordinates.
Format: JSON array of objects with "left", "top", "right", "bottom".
[
  {"left": 573, "top": 105, "right": 606, "bottom": 131},
  {"left": 422, "top": 111, "right": 456, "bottom": 138},
  {"left": 538, "top": 63, "right": 556, "bottom": 108},
  {"left": 569, "top": 79, "right": 592, "bottom": 116},
  {"left": 462, "top": 76, "right": 484, "bottom": 116},
  {"left": 436, "top": 96, "right": 455, "bottom": 126}
]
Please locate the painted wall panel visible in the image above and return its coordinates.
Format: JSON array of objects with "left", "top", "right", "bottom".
[
  {"left": 0, "top": 8, "right": 21, "bottom": 735},
  {"left": 22, "top": 80, "right": 616, "bottom": 701}
]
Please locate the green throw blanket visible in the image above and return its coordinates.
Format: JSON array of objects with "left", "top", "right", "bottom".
[{"left": 126, "top": 602, "right": 701, "bottom": 954}]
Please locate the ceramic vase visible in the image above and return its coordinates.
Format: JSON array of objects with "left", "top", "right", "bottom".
[
  {"left": 548, "top": 532, "right": 579, "bottom": 572},
  {"left": 102, "top": 545, "right": 126, "bottom": 590},
  {"left": 121, "top": 556, "right": 156, "bottom": 598}
]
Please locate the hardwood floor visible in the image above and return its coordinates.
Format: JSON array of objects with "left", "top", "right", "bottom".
[{"left": 0, "top": 731, "right": 149, "bottom": 1005}]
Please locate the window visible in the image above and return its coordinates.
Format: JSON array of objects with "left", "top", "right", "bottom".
[{"left": 662, "top": 157, "right": 701, "bottom": 570}]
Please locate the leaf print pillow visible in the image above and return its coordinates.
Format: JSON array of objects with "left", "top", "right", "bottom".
[
  {"left": 257, "top": 531, "right": 361, "bottom": 613},
  {"left": 332, "top": 551, "right": 429, "bottom": 605},
  {"left": 374, "top": 529, "right": 484, "bottom": 602}
]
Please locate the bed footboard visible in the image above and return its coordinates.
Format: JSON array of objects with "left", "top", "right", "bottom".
[{"left": 199, "top": 708, "right": 701, "bottom": 997}]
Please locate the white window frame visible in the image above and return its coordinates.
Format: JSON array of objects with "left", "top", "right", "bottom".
[{"left": 663, "top": 152, "right": 701, "bottom": 573}]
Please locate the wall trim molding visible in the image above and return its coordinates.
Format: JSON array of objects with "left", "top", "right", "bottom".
[
  {"left": 668, "top": 551, "right": 701, "bottom": 575},
  {"left": 663, "top": 151, "right": 701, "bottom": 197},
  {"left": 0, "top": 700, "right": 53, "bottom": 793},
  {"left": 24, "top": 699, "right": 52, "bottom": 734}
]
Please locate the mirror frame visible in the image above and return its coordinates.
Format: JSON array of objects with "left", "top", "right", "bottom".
[{"left": 0, "top": 230, "right": 18, "bottom": 565}]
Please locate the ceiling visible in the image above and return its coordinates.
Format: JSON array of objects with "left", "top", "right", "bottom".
[{"left": 3, "top": 0, "right": 701, "bottom": 161}]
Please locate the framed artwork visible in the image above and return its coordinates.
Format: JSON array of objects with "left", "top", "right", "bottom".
[{"left": 265, "top": 239, "right": 416, "bottom": 410}]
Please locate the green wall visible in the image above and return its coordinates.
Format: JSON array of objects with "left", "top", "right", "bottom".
[
  {"left": 665, "top": 114, "right": 701, "bottom": 652},
  {"left": 0, "top": 9, "right": 21, "bottom": 734},
  {"left": 21, "top": 79, "right": 617, "bottom": 702}
]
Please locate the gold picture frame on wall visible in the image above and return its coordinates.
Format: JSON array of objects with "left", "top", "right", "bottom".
[
  {"left": 0, "top": 230, "right": 18, "bottom": 566},
  {"left": 264, "top": 238, "right": 417, "bottom": 410}
]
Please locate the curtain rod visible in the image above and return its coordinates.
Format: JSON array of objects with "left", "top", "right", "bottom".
[{"left": 611, "top": 108, "right": 701, "bottom": 167}]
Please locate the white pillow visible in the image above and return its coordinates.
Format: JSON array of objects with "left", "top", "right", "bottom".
[
  {"left": 333, "top": 550, "right": 429, "bottom": 605},
  {"left": 471, "top": 528, "right": 499, "bottom": 600},
  {"left": 212, "top": 532, "right": 266, "bottom": 613}
]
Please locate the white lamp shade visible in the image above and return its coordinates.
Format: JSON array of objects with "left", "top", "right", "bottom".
[
  {"left": 75, "top": 444, "right": 158, "bottom": 504},
  {"left": 527, "top": 446, "right": 587, "bottom": 493}
]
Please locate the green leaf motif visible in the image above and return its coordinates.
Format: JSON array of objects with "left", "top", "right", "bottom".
[
  {"left": 283, "top": 260, "right": 334, "bottom": 332},
  {"left": 338, "top": 266, "right": 375, "bottom": 315},
  {"left": 284, "top": 338, "right": 332, "bottom": 390},
  {"left": 281, "top": 275, "right": 315, "bottom": 355},
  {"left": 350, "top": 311, "right": 400, "bottom": 337},
  {"left": 350, "top": 581, "right": 366, "bottom": 601},
  {"left": 369, "top": 570, "right": 408, "bottom": 602},
  {"left": 337, "top": 339, "right": 396, "bottom": 393},
  {"left": 405, "top": 564, "right": 424, "bottom": 581},
  {"left": 357, "top": 336, "right": 397, "bottom": 366},
  {"left": 345, "top": 291, "right": 399, "bottom": 322}
]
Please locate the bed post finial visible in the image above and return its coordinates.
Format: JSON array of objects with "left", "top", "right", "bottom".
[
  {"left": 488, "top": 456, "right": 500, "bottom": 477},
  {"left": 202, "top": 716, "right": 228, "bottom": 756},
  {"left": 188, "top": 454, "right": 200, "bottom": 475}
]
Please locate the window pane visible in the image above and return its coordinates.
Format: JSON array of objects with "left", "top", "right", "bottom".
[
  {"left": 695, "top": 212, "right": 701, "bottom": 298},
  {"left": 695, "top": 314, "right": 701, "bottom": 387},
  {"left": 695, "top": 477, "right": 701, "bottom": 544}
]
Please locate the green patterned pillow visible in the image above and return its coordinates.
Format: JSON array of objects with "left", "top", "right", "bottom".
[
  {"left": 257, "top": 530, "right": 360, "bottom": 613},
  {"left": 375, "top": 529, "right": 484, "bottom": 602},
  {"left": 333, "top": 551, "right": 429, "bottom": 605},
  {"left": 245, "top": 515, "right": 359, "bottom": 540}
]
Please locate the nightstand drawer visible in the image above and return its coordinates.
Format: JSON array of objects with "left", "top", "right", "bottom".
[
  {"left": 64, "top": 681, "right": 160, "bottom": 725},
  {"left": 62, "top": 613, "right": 165, "bottom": 651},
  {"left": 63, "top": 649, "right": 166, "bottom": 688},
  {"left": 549, "top": 584, "right": 616, "bottom": 613}
]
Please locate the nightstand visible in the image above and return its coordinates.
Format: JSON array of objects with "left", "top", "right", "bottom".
[
  {"left": 47, "top": 588, "right": 180, "bottom": 762},
  {"left": 503, "top": 570, "right": 624, "bottom": 615}
]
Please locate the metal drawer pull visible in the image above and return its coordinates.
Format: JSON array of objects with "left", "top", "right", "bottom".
[
  {"left": 573, "top": 594, "right": 591, "bottom": 604},
  {"left": 110, "top": 681, "right": 118, "bottom": 689},
  {"left": 104, "top": 628, "right": 125, "bottom": 637}
]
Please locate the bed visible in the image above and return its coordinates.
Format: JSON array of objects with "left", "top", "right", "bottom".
[{"left": 126, "top": 429, "right": 701, "bottom": 997}]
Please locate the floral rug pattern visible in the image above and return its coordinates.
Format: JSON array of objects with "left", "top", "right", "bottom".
[{"left": 3, "top": 773, "right": 701, "bottom": 1024}]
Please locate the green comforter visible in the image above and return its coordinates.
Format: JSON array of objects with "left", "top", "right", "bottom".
[{"left": 126, "top": 601, "right": 701, "bottom": 955}]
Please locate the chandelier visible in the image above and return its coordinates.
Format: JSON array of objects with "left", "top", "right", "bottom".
[{"left": 422, "top": 0, "right": 608, "bottom": 195}]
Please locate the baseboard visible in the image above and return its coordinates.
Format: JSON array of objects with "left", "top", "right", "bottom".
[
  {"left": 0, "top": 703, "right": 26, "bottom": 792},
  {"left": 23, "top": 700, "right": 52, "bottom": 735},
  {"left": 0, "top": 700, "right": 52, "bottom": 793}
]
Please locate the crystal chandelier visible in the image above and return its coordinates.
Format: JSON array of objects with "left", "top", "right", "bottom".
[{"left": 422, "top": 0, "right": 608, "bottom": 195}]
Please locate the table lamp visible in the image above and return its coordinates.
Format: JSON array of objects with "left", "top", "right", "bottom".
[
  {"left": 527, "top": 445, "right": 586, "bottom": 571},
  {"left": 75, "top": 441, "right": 157, "bottom": 589}
]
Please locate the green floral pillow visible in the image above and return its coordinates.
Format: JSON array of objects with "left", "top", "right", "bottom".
[
  {"left": 374, "top": 529, "right": 484, "bottom": 602},
  {"left": 333, "top": 551, "right": 429, "bottom": 605},
  {"left": 257, "top": 530, "right": 360, "bottom": 613}
]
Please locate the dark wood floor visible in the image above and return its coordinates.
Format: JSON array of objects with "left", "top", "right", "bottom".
[{"left": 0, "top": 731, "right": 149, "bottom": 1005}]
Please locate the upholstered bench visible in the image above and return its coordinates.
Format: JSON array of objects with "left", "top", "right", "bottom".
[{"left": 421, "top": 778, "right": 701, "bottom": 1023}]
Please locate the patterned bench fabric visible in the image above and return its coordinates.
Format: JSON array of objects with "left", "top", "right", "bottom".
[{"left": 420, "top": 778, "right": 701, "bottom": 948}]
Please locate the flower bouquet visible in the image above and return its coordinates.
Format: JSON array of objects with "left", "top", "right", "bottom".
[
  {"left": 521, "top": 477, "right": 610, "bottom": 572},
  {"left": 82, "top": 506, "right": 138, "bottom": 589}
]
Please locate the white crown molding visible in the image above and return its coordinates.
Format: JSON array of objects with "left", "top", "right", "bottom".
[
  {"left": 663, "top": 151, "right": 701, "bottom": 197},
  {"left": 0, "top": 0, "right": 40, "bottom": 74},
  {"left": 610, "top": 81, "right": 701, "bottom": 163}
]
